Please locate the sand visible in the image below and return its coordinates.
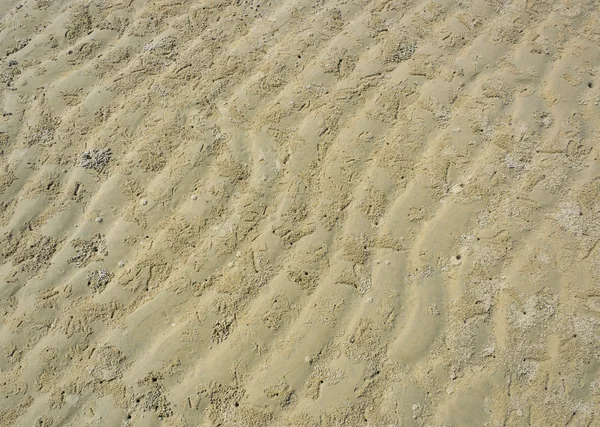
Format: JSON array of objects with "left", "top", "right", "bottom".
[{"left": 1, "top": 0, "right": 600, "bottom": 425}]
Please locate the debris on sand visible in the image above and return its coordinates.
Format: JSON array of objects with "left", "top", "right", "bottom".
[
  {"left": 79, "top": 148, "right": 112, "bottom": 172},
  {"left": 86, "top": 268, "right": 113, "bottom": 293},
  {"left": 68, "top": 233, "right": 107, "bottom": 268}
]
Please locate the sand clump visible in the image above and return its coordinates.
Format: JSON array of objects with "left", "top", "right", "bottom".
[{"left": 79, "top": 148, "right": 112, "bottom": 173}]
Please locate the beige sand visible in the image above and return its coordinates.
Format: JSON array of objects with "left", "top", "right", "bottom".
[{"left": 1, "top": 0, "right": 600, "bottom": 425}]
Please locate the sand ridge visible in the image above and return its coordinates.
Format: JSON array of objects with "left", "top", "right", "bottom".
[{"left": 1, "top": 0, "right": 600, "bottom": 425}]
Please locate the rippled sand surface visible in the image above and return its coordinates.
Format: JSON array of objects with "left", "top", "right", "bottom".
[{"left": 1, "top": 0, "right": 600, "bottom": 425}]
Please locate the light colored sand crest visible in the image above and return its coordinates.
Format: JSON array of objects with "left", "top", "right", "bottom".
[{"left": 1, "top": 0, "right": 600, "bottom": 425}]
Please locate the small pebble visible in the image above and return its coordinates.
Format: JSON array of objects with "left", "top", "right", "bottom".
[
  {"left": 305, "top": 356, "right": 312, "bottom": 364},
  {"left": 367, "top": 297, "right": 373, "bottom": 303},
  {"left": 141, "top": 199, "right": 147, "bottom": 205},
  {"left": 118, "top": 260, "right": 125, "bottom": 268},
  {"left": 385, "top": 260, "right": 391, "bottom": 265},
  {"left": 191, "top": 194, "right": 197, "bottom": 201},
  {"left": 95, "top": 217, "right": 103, "bottom": 223}
]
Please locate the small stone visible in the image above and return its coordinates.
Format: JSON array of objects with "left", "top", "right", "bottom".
[
  {"left": 141, "top": 199, "right": 148, "bottom": 205},
  {"left": 95, "top": 217, "right": 103, "bottom": 223},
  {"left": 191, "top": 194, "right": 197, "bottom": 201},
  {"left": 98, "top": 367, "right": 118, "bottom": 382},
  {"left": 65, "top": 394, "right": 79, "bottom": 406},
  {"left": 305, "top": 356, "right": 312, "bottom": 364},
  {"left": 118, "top": 260, "right": 125, "bottom": 268},
  {"left": 367, "top": 297, "right": 373, "bottom": 303}
]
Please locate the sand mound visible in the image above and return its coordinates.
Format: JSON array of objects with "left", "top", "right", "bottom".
[{"left": 1, "top": 0, "right": 600, "bottom": 425}]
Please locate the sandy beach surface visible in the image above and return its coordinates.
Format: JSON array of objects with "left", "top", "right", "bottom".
[{"left": 1, "top": 0, "right": 600, "bottom": 425}]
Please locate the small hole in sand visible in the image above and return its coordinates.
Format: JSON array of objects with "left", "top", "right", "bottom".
[
  {"left": 588, "top": 82, "right": 593, "bottom": 88},
  {"left": 456, "top": 254, "right": 461, "bottom": 260},
  {"left": 234, "top": 402, "right": 239, "bottom": 407}
]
